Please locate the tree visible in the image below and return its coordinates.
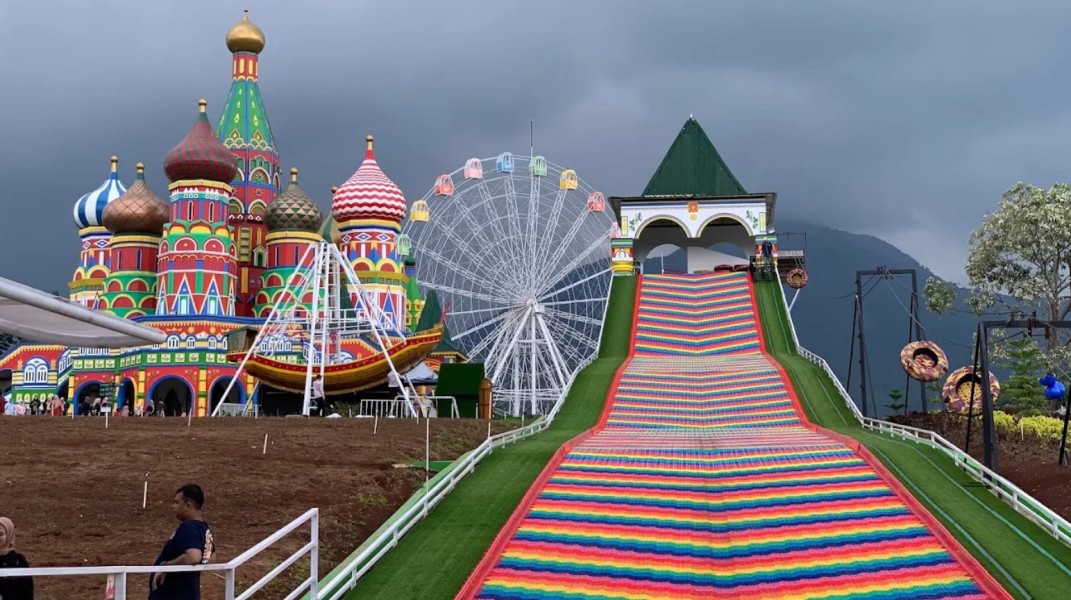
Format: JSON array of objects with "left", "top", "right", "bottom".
[
  {"left": 924, "top": 182, "right": 1071, "bottom": 365},
  {"left": 998, "top": 336, "right": 1049, "bottom": 413},
  {"left": 885, "top": 389, "right": 906, "bottom": 416}
]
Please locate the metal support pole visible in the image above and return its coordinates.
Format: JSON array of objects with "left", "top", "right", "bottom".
[
  {"left": 910, "top": 271, "right": 927, "bottom": 413},
  {"left": 1059, "top": 392, "right": 1071, "bottom": 467},
  {"left": 855, "top": 275, "right": 870, "bottom": 417},
  {"left": 964, "top": 328, "right": 981, "bottom": 455},
  {"left": 978, "top": 324, "right": 998, "bottom": 471}
]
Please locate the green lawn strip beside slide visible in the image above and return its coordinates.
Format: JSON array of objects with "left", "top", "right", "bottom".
[
  {"left": 344, "top": 277, "right": 637, "bottom": 599},
  {"left": 754, "top": 281, "right": 1071, "bottom": 600}
]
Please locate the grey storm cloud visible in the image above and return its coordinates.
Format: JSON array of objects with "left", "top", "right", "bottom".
[{"left": 2, "top": 0, "right": 1071, "bottom": 292}]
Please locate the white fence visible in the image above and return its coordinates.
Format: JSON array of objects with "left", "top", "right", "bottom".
[
  {"left": 776, "top": 283, "right": 1071, "bottom": 548},
  {"left": 0, "top": 508, "right": 319, "bottom": 600}
]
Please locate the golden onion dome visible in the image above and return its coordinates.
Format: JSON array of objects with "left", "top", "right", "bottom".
[{"left": 226, "top": 10, "right": 265, "bottom": 54}]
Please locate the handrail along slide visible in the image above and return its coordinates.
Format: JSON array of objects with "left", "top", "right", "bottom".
[
  {"left": 773, "top": 281, "right": 1071, "bottom": 548},
  {"left": 0, "top": 508, "right": 320, "bottom": 600}
]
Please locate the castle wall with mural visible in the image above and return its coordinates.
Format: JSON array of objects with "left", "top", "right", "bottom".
[{"left": 0, "top": 12, "right": 464, "bottom": 416}]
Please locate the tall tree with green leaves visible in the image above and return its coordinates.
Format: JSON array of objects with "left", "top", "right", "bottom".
[{"left": 925, "top": 182, "right": 1071, "bottom": 366}]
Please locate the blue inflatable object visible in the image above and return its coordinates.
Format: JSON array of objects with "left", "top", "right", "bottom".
[{"left": 1038, "top": 373, "right": 1066, "bottom": 400}]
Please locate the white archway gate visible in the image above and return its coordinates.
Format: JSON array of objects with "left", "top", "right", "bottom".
[{"left": 610, "top": 194, "right": 778, "bottom": 274}]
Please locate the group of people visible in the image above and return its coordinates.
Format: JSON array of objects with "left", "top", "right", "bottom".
[
  {"left": 0, "top": 484, "right": 216, "bottom": 600},
  {"left": 0, "top": 395, "right": 64, "bottom": 416}
]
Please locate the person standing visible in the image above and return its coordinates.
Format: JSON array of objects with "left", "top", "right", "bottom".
[
  {"left": 149, "top": 485, "right": 215, "bottom": 600},
  {"left": 311, "top": 374, "right": 326, "bottom": 417},
  {"left": 0, "top": 516, "right": 34, "bottom": 600}
]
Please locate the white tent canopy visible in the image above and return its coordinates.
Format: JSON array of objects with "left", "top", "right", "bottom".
[
  {"left": 403, "top": 361, "right": 438, "bottom": 384},
  {"left": 0, "top": 276, "right": 166, "bottom": 348}
]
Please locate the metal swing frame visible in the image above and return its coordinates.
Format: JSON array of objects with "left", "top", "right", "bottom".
[{"left": 211, "top": 241, "right": 417, "bottom": 417}]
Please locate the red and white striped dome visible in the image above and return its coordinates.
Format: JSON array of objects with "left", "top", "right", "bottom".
[{"left": 332, "top": 136, "right": 407, "bottom": 223}]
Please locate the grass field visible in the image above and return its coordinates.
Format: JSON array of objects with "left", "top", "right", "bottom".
[
  {"left": 343, "top": 276, "right": 637, "bottom": 599},
  {"left": 754, "top": 280, "right": 1071, "bottom": 600}
]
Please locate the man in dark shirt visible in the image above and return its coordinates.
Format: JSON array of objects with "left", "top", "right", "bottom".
[{"left": 149, "top": 484, "right": 215, "bottom": 600}]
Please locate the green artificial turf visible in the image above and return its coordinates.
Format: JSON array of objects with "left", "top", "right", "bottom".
[
  {"left": 754, "top": 281, "right": 1071, "bottom": 600},
  {"left": 342, "top": 276, "right": 637, "bottom": 599}
]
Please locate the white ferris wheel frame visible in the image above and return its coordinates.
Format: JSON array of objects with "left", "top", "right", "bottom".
[{"left": 404, "top": 153, "right": 615, "bottom": 416}]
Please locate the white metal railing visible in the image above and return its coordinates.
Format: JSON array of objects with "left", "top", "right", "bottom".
[
  {"left": 358, "top": 398, "right": 412, "bottom": 418},
  {"left": 0, "top": 508, "right": 319, "bottom": 600},
  {"left": 773, "top": 281, "right": 1071, "bottom": 548},
  {"left": 216, "top": 402, "right": 260, "bottom": 417}
]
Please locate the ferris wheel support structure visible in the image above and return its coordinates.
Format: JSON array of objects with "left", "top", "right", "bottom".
[{"left": 212, "top": 241, "right": 416, "bottom": 417}]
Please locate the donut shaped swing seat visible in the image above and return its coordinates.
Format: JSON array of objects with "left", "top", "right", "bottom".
[
  {"left": 899, "top": 340, "right": 948, "bottom": 382},
  {"left": 785, "top": 268, "right": 808, "bottom": 289},
  {"left": 941, "top": 365, "right": 1000, "bottom": 414}
]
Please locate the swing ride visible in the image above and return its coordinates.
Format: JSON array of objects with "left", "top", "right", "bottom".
[{"left": 214, "top": 240, "right": 441, "bottom": 416}]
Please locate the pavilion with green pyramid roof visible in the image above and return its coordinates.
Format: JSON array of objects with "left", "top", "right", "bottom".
[{"left": 609, "top": 116, "right": 803, "bottom": 277}]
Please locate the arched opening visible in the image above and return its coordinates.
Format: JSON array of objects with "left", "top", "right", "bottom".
[
  {"left": 117, "top": 378, "right": 136, "bottom": 412},
  {"left": 148, "top": 377, "right": 194, "bottom": 417},
  {"left": 74, "top": 380, "right": 102, "bottom": 416},
  {"left": 209, "top": 377, "right": 245, "bottom": 414},
  {"left": 56, "top": 378, "right": 69, "bottom": 400},
  {"left": 642, "top": 243, "right": 686, "bottom": 274}
]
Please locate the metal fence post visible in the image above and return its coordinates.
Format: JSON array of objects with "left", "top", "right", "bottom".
[
  {"left": 115, "top": 572, "right": 127, "bottom": 600},
  {"left": 310, "top": 510, "right": 320, "bottom": 599},
  {"left": 225, "top": 569, "right": 236, "bottom": 599}
]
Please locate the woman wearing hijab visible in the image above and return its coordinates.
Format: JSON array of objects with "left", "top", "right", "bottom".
[{"left": 0, "top": 516, "right": 33, "bottom": 599}]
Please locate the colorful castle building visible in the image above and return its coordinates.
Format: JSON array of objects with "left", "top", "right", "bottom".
[{"left": 0, "top": 12, "right": 463, "bottom": 415}]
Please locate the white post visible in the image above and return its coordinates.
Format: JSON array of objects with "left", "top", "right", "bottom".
[
  {"left": 425, "top": 415, "right": 430, "bottom": 485},
  {"left": 487, "top": 420, "right": 492, "bottom": 439},
  {"left": 374, "top": 415, "right": 378, "bottom": 435},
  {"left": 262, "top": 433, "right": 268, "bottom": 455},
  {"left": 303, "top": 247, "right": 325, "bottom": 416},
  {"left": 142, "top": 472, "right": 149, "bottom": 509},
  {"left": 105, "top": 410, "right": 109, "bottom": 429},
  {"left": 309, "top": 510, "right": 320, "bottom": 600}
]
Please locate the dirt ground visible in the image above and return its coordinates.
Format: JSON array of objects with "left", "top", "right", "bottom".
[
  {"left": 0, "top": 415, "right": 515, "bottom": 599},
  {"left": 888, "top": 412, "right": 1071, "bottom": 521}
]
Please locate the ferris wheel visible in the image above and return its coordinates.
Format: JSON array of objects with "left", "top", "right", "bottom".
[{"left": 404, "top": 153, "right": 615, "bottom": 416}]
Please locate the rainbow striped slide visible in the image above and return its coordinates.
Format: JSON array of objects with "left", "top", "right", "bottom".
[{"left": 459, "top": 272, "right": 1009, "bottom": 599}]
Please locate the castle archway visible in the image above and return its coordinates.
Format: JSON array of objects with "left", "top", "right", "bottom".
[
  {"left": 209, "top": 377, "right": 245, "bottom": 414},
  {"left": 148, "top": 377, "right": 194, "bottom": 417}
]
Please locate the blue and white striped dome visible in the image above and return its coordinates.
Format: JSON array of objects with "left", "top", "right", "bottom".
[{"left": 73, "top": 156, "right": 127, "bottom": 229}]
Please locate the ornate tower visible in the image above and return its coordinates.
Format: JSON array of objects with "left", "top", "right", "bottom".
[
  {"left": 70, "top": 156, "right": 126, "bottom": 307},
  {"left": 217, "top": 10, "right": 279, "bottom": 317},
  {"left": 331, "top": 136, "right": 409, "bottom": 333},
  {"left": 100, "top": 163, "right": 170, "bottom": 318},
  {"left": 257, "top": 167, "right": 324, "bottom": 317},
  {"left": 156, "top": 100, "right": 240, "bottom": 317}
]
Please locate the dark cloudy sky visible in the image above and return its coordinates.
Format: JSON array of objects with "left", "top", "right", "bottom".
[{"left": 2, "top": 0, "right": 1070, "bottom": 293}]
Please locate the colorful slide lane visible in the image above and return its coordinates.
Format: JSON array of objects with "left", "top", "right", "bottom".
[{"left": 459, "top": 272, "right": 1010, "bottom": 599}]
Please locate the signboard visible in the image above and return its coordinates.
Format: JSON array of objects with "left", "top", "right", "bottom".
[{"left": 97, "top": 383, "right": 116, "bottom": 400}]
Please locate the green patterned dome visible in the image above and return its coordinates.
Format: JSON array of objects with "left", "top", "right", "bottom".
[{"left": 267, "top": 168, "right": 324, "bottom": 232}]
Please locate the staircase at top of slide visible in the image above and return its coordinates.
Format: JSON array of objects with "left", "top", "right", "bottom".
[{"left": 459, "top": 272, "right": 1010, "bottom": 599}]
